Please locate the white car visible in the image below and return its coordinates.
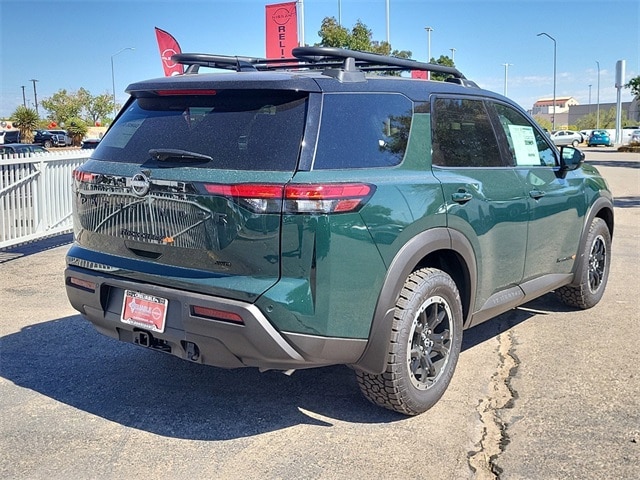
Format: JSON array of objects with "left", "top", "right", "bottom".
[{"left": 551, "top": 130, "right": 583, "bottom": 147}]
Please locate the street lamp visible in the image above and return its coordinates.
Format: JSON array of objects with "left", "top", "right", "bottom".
[
  {"left": 537, "top": 32, "right": 556, "bottom": 131},
  {"left": 425, "top": 26, "right": 433, "bottom": 80},
  {"left": 502, "top": 63, "right": 513, "bottom": 96},
  {"left": 588, "top": 84, "right": 592, "bottom": 114},
  {"left": 596, "top": 61, "right": 601, "bottom": 129},
  {"left": 111, "top": 47, "right": 135, "bottom": 116},
  {"left": 450, "top": 47, "right": 456, "bottom": 63}
]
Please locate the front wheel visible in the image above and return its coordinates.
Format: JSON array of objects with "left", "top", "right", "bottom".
[
  {"left": 356, "top": 268, "right": 463, "bottom": 415},
  {"left": 43, "top": 140, "right": 52, "bottom": 148},
  {"left": 556, "top": 217, "right": 611, "bottom": 309}
]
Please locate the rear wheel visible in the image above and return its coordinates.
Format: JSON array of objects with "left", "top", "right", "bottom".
[
  {"left": 356, "top": 268, "right": 463, "bottom": 415},
  {"left": 572, "top": 139, "right": 579, "bottom": 147},
  {"left": 556, "top": 217, "right": 611, "bottom": 309}
]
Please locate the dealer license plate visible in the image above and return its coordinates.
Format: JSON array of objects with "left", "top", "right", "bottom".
[{"left": 121, "top": 290, "right": 168, "bottom": 333}]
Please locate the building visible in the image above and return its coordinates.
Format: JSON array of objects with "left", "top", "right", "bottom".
[{"left": 529, "top": 96, "right": 579, "bottom": 128}]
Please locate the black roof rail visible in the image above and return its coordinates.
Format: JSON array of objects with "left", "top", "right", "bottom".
[{"left": 172, "top": 47, "right": 471, "bottom": 83}]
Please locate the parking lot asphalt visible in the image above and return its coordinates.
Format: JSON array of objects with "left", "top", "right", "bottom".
[{"left": 1, "top": 149, "right": 638, "bottom": 480}]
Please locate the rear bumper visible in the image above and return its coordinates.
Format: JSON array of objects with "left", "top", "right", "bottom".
[{"left": 64, "top": 265, "right": 366, "bottom": 370}]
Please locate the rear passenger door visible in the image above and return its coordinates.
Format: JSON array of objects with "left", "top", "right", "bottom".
[
  {"left": 430, "top": 96, "right": 529, "bottom": 314},
  {"left": 490, "top": 102, "right": 584, "bottom": 283}
]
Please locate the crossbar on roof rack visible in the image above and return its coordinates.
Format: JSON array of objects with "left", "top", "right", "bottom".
[{"left": 172, "top": 46, "right": 466, "bottom": 79}]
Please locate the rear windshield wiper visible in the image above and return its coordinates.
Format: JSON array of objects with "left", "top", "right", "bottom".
[{"left": 149, "top": 148, "right": 213, "bottom": 163}]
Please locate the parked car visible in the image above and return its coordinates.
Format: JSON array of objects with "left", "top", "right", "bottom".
[
  {"left": 629, "top": 129, "right": 640, "bottom": 145},
  {"left": 0, "top": 143, "right": 48, "bottom": 155},
  {"left": 551, "top": 130, "right": 583, "bottom": 147},
  {"left": 579, "top": 130, "right": 593, "bottom": 142},
  {"left": 587, "top": 130, "right": 612, "bottom": 147},
  {"left": 65, "top": 47, "right": 614, "bottom": 416},
  {"left": 81, "top": 138, "right": 101, "bottom": 149},
  {"left": 0, "top": 129, "right": 20, "bottom": 144},
  {"left": 33, "top": 129, "right": 72, "bottom": 148}
]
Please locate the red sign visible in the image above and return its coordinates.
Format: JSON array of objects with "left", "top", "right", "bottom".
[
  {"left": 411, "top": 70, "right": 428, "bottom": 80},
  {"left": 265, "top": 2, "right": 298, "bottom": 59},
  {"left": 121, "top": 290, "right": 168, "bottom": 333},
  {"left": 155, "top": 27, "right": 184, "bottom": 76}
]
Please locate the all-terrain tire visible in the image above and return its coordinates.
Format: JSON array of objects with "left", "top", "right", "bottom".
[
  {"left": 556, "top": 217, "right": 611, "bottom": 309},
  {"left": 356, "top": 268, "right": 463, "bottom": 415}
]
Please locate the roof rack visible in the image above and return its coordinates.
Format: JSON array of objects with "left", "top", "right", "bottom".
[{"left": 172, "top": 47, "right": 473, "bottom": 84}]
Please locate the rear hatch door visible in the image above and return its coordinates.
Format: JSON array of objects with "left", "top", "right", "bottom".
[{"left": 71, "top": 83, "right": 313, "bottom": 301}]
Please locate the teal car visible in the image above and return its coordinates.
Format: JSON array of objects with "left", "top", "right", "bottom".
[
  {"left": 588, "top": 129, "right": 612, "bottom": 147},
  {"left": 65, "top": 47, "right": 614, "bottom": 415}
]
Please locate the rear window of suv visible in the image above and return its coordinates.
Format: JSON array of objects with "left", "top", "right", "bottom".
[{"left": 93, "top": 90, "right": 308, "bottom": 171}]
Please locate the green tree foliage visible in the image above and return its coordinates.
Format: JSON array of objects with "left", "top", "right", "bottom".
[
  {"left": 429, "top": 55, "right": 455, "bottom": 82},
  {"left": 66, "top": 117, "right": 88, "bottom": 146},
  {"left": 625, "top": 76, "right": 640, "bottom": 98},
  {"left": 533, "top": 116, "right": 552, "bottom": 132},
  {"left": 41, "top": 88, "right": 115, "bottom": 127},
  {"left": 11, "top": 106, "right": 39, "bottom": 143},
  {"left": 575, "top": 107, "right": 633, "bottom": 130},
  {"left": 316, "top": 17, "right": 412, "bottom": 75}
]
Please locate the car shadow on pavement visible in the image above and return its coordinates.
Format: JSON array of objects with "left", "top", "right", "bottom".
[
  {"left": 0, "top": 315, "right": 403, "bottom": 440},
  {"left": 1, "top": 293, "right": 572, "bottom": 440}
]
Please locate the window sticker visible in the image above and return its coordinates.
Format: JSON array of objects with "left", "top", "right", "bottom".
[
  {"left": 508, "top": 125, "right": 540, "bottom": 166},
  {"left": 105, "top": 118, "right": 144, "bottom": 149}
]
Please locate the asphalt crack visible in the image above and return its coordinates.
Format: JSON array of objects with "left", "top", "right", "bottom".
[{"left": 468, "top": 330, "right": 519, "bottom": 479}]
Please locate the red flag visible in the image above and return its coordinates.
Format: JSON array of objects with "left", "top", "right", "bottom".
[
  {"left": 265, "top": 2, "right": 298, "bottom": 59},
  {"left": 155, "top": 27, "right": 184, "bottom": 76}
]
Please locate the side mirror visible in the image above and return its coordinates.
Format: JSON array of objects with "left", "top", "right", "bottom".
[{"left": 559, "top": 146, "right": 584, "bottom": 174}]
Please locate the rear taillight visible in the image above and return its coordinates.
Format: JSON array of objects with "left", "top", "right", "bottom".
[
  {"left": 72, "top": 168, "right": 100, "bottom": 184},
  {"left": 203, "top": 183, "right": 374, "bottom": 214}
]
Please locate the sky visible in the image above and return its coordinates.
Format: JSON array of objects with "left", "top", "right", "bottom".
[{"left": 1, "top": 0, "right": 638, "bottom": 119}]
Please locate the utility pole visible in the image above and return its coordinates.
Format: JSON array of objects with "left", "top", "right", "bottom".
[
  {"left": 425, "top": 26, "right": 433, "bottom": 80},
  {"left": 30, "top": 79, "right": 39, "bottom": 116},
  {"left": 21, "top": 86, "right": 27, "bottom": 107}
]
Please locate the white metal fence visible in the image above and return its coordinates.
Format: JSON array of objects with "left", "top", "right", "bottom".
[{"left": 0, "top": 150, "right": 89, "bottom": 249}]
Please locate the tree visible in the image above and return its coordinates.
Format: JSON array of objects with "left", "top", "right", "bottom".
[
  {"left": 11, "top": 106, "right": 39, "bottom": 143},
  {"left": 40, "top": 88, "right": 115, "bottom": 127},
  {"left": 85, "top": 92, "right": 114, "bottom": 126},
  {"left": 429, "top": 55, "right": 455, "bottom": 82},
  {"left": 575, "top": 107, "right": 633, "bottom": 130},
  {"left": 533, "top": 116, "right": 552, "bottom": 131},
  {"left": 41, "top": 89, "right": 84, "bottom": 126},
  {"left": 625, "top": 76, "right": 640, "bottom": 98},
  {"left": 316, "top": 17, "right": 412, "bottom": 72},
  {"left": 66, "top": 117, "right": 88, "bottom": 146}
]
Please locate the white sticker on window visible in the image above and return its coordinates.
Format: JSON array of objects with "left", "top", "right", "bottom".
[
  {"left": 508, "top": 125, "right": 540, "bottom": 166},
  {"left": 105, "top": 118, "right": 144, "bottom": 149}
]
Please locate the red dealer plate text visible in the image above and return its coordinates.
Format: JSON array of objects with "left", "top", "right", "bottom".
[{"left": 121, "top": 290, "right": 168, "bottom": 333}]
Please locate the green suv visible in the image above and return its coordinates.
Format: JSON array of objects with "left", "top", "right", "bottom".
[{"left": 65, "top": 47, "right": 614, "bottom": 415}]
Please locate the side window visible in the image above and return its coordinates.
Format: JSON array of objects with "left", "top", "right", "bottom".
[
  {"left": 313, "top": 93, "right": 413, "bottom": 169},
  {"left": 432, "top": 97, "right": 503, "bottom": 167},
  {"left": 492, "top": 103, "right": 557, "bottom": 167}
]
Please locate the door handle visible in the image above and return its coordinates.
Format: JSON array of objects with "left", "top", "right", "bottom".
[
  {"left": 451, "top": 191, "right": 473, "bottom": 204},
  {"left": 529, "top": 190, "right": 546, "bottom": 200}
]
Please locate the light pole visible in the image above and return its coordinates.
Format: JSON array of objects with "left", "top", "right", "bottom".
[
  {"left": 537, "top": 32, "right": 556, "bottom": 131},
  {"left": 588, "top": 84, "right": 592, "bottom": 114},
  {"left": 111, "top": 47, "right": 134, "bottom": 116},
  {"left": 502, "top": 63, "right": 513, "bottom": 96},
  {"left": 450, "top": 47, "right": 456, "bottom": 63},
  {"left": 30, "top": 79, "right": 39, "bottom": 116},
  {"left": 596, "top": 61, "right": 601, "bottom": 129},
  {"left": 425, "top": 26, "right": 433, "bottom": 80}
]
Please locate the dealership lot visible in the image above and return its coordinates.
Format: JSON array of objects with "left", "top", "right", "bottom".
[{"left": 1, "top": 150, "right": 638, "bottom": 479}]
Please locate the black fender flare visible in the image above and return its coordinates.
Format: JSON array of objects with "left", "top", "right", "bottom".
[
  {"left": 569, "top": 195, "right": 614, "bottom": 287},
  {"left": 354, "top": 227, "right": 477, "bottom": 374}
]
